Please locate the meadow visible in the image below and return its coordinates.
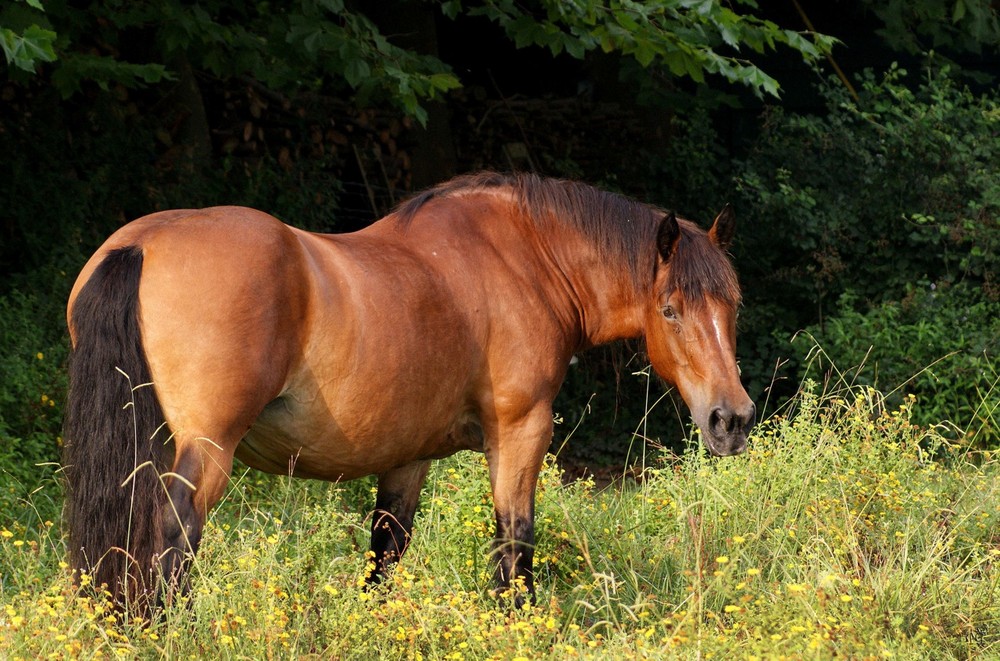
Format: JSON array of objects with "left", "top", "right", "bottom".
[{"left": 2, "top": 380, "right": 999, "bottom": 660}]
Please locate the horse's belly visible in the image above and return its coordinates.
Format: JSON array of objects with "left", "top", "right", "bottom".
[{"left": 237, "top": 391, "right": 481, "bottom": 481}]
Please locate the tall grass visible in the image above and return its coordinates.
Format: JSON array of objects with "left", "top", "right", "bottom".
[{"left": 2, "top": 382, "right": 999, "bottom": 659}]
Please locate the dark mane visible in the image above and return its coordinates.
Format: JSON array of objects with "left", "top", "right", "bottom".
[
  {"left": 393, "top": 171, "right": 740, "bottom": 306},
  {"left": 666, "top": 221, "right": 742, "bottom": 308}
]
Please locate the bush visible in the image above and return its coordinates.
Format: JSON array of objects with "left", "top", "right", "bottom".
[
  {"left": 734, "top": 63, "right": 1000, "bottom": 407},
  {"left": 0, "top": 274, "right": 70, "bottom": 509},
  {"left": 795, "top": 283, "right": 999, "bottom": 447},
  {"left": 739, "top": 63, "right": 999, "bottom": 304}
]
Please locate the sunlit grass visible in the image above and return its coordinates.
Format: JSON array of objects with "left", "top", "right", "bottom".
[{"left": 2, "top": 383, "right": 999, "bottom": 659}]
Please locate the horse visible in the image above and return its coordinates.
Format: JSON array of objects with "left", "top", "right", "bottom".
[{"left": 62, "top": 171, "right": 755, "bottom": 617}]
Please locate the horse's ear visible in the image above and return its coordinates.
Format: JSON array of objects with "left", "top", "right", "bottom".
[
  {"left": 657, "top": 211, "right": 679, "bottom": 261},
  {"left": 708, "top": 204, "right": 735, "bottom": 250}
]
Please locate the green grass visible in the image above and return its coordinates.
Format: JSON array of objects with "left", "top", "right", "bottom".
[{"left": 2, "top": 385, "right": 999, "bottom": 659}]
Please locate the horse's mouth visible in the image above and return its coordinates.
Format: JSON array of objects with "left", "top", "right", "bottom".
[{"left": 704, "top": 433, "right": 748, "bottom": 457}]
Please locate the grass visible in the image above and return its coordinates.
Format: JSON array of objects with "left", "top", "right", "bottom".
[{"left": 2, "top": 384, "right": 1000, "bottom": 659}]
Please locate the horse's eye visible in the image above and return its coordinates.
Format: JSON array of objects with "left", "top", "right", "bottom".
[{"left": 661, "top": 305, "right": 677, "bottom": 320}]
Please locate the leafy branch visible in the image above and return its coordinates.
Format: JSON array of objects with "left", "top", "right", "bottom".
[
  {"left": 0, "top": 0, "right": 56, "bottom": 73},
  {"left": 445, "top": 0, "right": 838, "bottom": 98}
]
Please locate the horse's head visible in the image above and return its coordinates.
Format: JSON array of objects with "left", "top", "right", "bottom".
[{"left": 644, "top": 206, "right": 755, "bottom": 456}]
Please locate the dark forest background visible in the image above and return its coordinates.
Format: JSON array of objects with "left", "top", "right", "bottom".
[{"left": 2, "top": 0, "right": 998, "bottom": 493}]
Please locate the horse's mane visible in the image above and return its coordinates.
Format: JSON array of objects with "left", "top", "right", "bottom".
[{"left": 393, "top": 171, "right": 740, "bottom": 306}]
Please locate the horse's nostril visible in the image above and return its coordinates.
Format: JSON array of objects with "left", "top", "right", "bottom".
[
  {"left": 709, "top": 407, "right": 731, "bottom": 434},
  {"left": 744, "top": 403, "right": 757, "bottom": 433},
  {"left": 711, "top": 404, "right": 756, "bottom": 436}
]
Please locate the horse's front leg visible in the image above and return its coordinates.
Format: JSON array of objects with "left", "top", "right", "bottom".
[
  {"left": 366, "top": 460, "right": 431, "bottom": 585},
  {"left": 483, "top": 406, "right": 553, "bottom": 607}
]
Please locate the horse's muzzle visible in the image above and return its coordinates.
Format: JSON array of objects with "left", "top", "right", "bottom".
[{"left": 704, "top": 402, "right": 756, "bottom": 456}]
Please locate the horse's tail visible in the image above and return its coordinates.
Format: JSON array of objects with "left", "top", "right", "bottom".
[{"left": 62, "top": 246, "right": 169, "bottom": 617}]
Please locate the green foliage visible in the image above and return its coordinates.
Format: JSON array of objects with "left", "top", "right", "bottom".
[
  {"left": 0, "top": 0, "right": 56, "bottom": 73},
  {"left": 8, "top": 1, "right": 838, "bottom": 122},
  {"left": 3, "top": 388, "right": 1000, "bottom": 656},
  {"left": 13, "top": 0, "right": 459, "bottom": 124},
  {"left": 284, "top": 4, "right": 461, "bottom": 125},
  {"left": 796, "top": 284, "right": 999, "bottom": 447},
  {"left": 447, "top": 0, "right": 836, "bottom": 98},
  {"left": 739, "top": 63, "right": 1000, "bottom": 307},
  {"left": 735, "top": 63, "right": 1000, "bottom": 404},
  {"left": 0, "top": 277, "right": 69, "bottom": 498},
  {"left": 0, "top": 24, "right": 55, "bottom": 73},
  {"left": 859, "top": 0, "right": 1000, "bottom": 57},
  {"left": 48, "top": 54, "right": 170, "bottom": 97}
]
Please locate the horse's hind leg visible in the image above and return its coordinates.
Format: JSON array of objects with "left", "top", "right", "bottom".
[
  {"left": 366, "top": 460, "right": 431, "bottom": 585},
  {"left": 158, "top": 434, "right": 236, "bottom": 604}
]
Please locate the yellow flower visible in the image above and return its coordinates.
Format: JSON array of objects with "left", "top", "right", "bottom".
[
  {"left": 1, "top": 529, "right": 12, "bottom": 538},
  {"left": 733, "top": 535, "right": 746, "bottom": 544},
  {"left": 746, "top": 568, "right": 761, "bottom": 576},
  {"left": 716, "top": 556, "right": 730, "bottom": 564},
  {"left": 36, "top": 352, "right": 44, "bottom": 360}
]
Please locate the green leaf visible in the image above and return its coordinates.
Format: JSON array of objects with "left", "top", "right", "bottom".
[
  {"left": 952, "top": 0, "right": 967, "bottom": 23},
  {"left": 441, "top": 1, "right": 463, "bottom": 20},
  {"left": 428, "top": 72, "right": 461, "bottom": 92},
  {"left": 564, "top": 36, "right": 585, "bottom": 59},
  {"left": 343, "top": 57, "right": 370, "bottom": 88},
  {"left": 0, "top": 23, "right": 56, "bottom": 72},
  {"left": 783, "top": 30, "right": 819, "bottom": 59},
  {"left": 719, "top": 22, "right": 740, "bottom": 49},
  {"left": 633, "top": 38, "right": 657, "bottom": 67}
]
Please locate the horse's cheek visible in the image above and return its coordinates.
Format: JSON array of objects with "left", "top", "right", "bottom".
[{"left": 645, "top": 327, "right": 679, "bottom": 384}]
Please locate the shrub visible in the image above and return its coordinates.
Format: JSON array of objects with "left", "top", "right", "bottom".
[
  {"left": 735, "top": 63, "right": 1000, "bottom": 406},
  {"left": 795, "top": 283, "right": 999, "bottom": 447},
  {"left": 0, "top": 277, "right": 70, "bottom": 499}
]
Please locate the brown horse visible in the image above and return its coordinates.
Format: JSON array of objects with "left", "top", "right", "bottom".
[{"left": 62, "top": 172, "right": 754, "bottom": 616}]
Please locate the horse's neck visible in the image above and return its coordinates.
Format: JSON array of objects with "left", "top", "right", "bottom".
[{"left": 541, "top": 233, "right": 647, "bottom": 349}]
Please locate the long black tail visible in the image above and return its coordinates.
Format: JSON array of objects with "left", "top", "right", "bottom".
[{"left": 62, "top": 246, "right": 170, "bottom": 617}]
